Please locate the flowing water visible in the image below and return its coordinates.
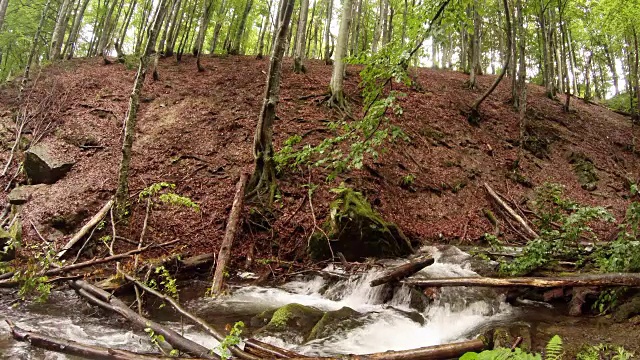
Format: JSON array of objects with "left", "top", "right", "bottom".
[{"left": 0, "top": 246, "right": 522, "bottom": 359}]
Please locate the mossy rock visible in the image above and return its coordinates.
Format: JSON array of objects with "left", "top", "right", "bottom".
[
  {"left": 491, "top": 325, "right": 532, "bottom": 351},
  {"left": 613, "top": 295, "right": 640, "bottom": 322},
  {"left": 0, "top": 219, "right": 22, "bottom": 261},
  {"left": 308, "top": 306, "right": 361, "bottom": 341},
  {"left": 309, "top": 187, "right": 413, "bottom": 261},
  {"left": 255, "top": 303, "right": 324, "bottom": 344},
  {"left": 568, "top": 152, "right": 598, "bottom": 191}
]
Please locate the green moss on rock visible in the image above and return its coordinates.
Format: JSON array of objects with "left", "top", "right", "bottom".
[
  {"left": 309, "top": 186, "right": 413, "bottom": 261},
  {"left": 568, "top": 152, "right": 598, "bottom": 191},
  {"left": 308, "top": 306, "right": 360, "bottom": 341}
]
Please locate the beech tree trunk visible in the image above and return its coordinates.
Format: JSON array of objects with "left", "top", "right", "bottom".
[
  {"left": 195, "top": 0, "right": 214, "bottom": 71},
  {"left": 323, "top": 0, "right": 333, "bottom": 63},
  {"left": 50, "top": 0, "right": 73, "bottom": 60},
  {"left": 469, "top": 0, "right": 511, "bottom": 121},
  {"left": 328, "top": 0, "right": 353, "bottom": 108},
  {"left": 468, "top": 0, "right": 481, "bottom": 88},
  {"left": 22, "top": 0, "right": 52, "bottom": 84},
  {"left": 246, "top": 0, "right": 295, "bottom": 204},
  {"left": 230, "top": 0, "right": 254, "bottom": 54},
  {"left": 115, "top": 0, "right": 169, "bottom": 217},
  {"left": 371, "top": 0, "right": 382, "bottom": 53},
  {"left": 63, "top": 0, "right": 91, "bottom": 59},
  {"left": 294, "top": 0, "right": 310, "bottom": 72},
  {"left": 0, "top": 0, "right": 8, "bottom": 32}
]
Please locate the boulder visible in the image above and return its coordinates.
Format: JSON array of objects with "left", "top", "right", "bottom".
[
  {"left": 613, "top": 295, "right": 640, "bottom": 322},
  {"left": 490, "top": 325, "right": 532, "bottom": 352},
  {"left": 253, "top": 303, "right": 324, "bottom": 344},
  {"left": 24, "top": 144, "right": 74, "bottom": 184},
  {"left": 568, "top": 152, "right": 598, "bottom": 191},
  {"left": 308, "top": 306, "right": 361, "bottom": 341},
  {"left": 309, "top": 187, "right": 413, "bottom": 261},
  {"left": 7, "top": 185, "right": 45, "bottom": 205}
]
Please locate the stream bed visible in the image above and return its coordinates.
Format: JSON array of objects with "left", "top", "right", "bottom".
[{"left": 1, "top": 245, "right": 633, "bottom": 359}]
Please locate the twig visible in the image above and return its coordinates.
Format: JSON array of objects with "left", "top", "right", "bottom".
[
  {"left": 57, "top": 199, "right": 114, "bottom": 258},
  {"left": 1, "top": 120, "right": 25, "bottom": 177},
  {"left": 4, "top": 163, "right": 23, "bottom": 191}
]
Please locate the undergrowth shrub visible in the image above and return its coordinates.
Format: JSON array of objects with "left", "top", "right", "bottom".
[{"left": 461, "top": 335, "right": 563, "bottom": 360}]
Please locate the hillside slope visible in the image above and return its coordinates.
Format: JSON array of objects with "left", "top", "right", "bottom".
[{"left": 1, "top": 55, "right": 638, "bottom": 262}]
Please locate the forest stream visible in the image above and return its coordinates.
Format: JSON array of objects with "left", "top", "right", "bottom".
[{"left": 0, "top": 245, "right": 602, "bottom": 359}]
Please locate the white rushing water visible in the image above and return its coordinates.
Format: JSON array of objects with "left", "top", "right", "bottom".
[{"left": 0, "top": 245, "right": 514, "bottom": 358}]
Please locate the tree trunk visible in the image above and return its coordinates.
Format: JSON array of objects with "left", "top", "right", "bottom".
[
  {"left": 230, "top": 0, "right": 254, "bottom": 54},
  {"left": 211, "top": 174, "right": 248, "bottom": 295},
  {"left": 0, "top": 0, "right": 9, "bottom": 33},
  {"left": 584, "top": 50, "right": 592, "bottom": 101},
  {"left": 371, "top": 0, "right": 382, "bottom": 53},
  {"left": 405, "top": 273, "right": 640, "bottom": 289},
  {"left": 195, "top": 0, "right": 214, "bottom": 71},
  {"left": 209, "top": 0, "right": 228, "bottom": 54},
  {"left": 64, "top": 0, "right": 91, "bottom": 59},
  {"left": 294, "top": 0, "right": 310, "bottom": 72},
  {"left": 604, "top": 44, "right": 619, "bottom": 96},
  {"left": 633, "top": 27, "right": 639, "bottom": 122},
  {"left": 305, "top": 0, "right": 316, "bottom": 58},
  {"left": 118, "top": 0, "right": 138, "bottom": 50},
  {"left": 115, "top": 0, "right": 169, "bottom": 217},
  {"left": 22, "top": 0, "right": 52, "bottom": 84},
  {"left": 349, "top": 0, "right": 361, "bottom": 56},
  {"left": 246, "top": 0, "right": 295, "bottom": 204},
  {"left": 370, "top": 257, "right": 435, "bottom": 287},
  {"left": 469, "top": 0, "right": 511, "bottom": 122},
  {"left": 134, "top": 0, "right": 153, "bottom": 55},
  {"left": 50, "top": 0, "right": 73, "bottom": 60},
  {"left": 380, "top": 0, "right": 389, "bottom": 46},
  {"left": 256, "top": 4, "right": 271, "bottom": 59},
  {"left": 327, "top": 0, "right": 353, "bottom": 108},
  {"left": 97, "top": 0, "right": 119, "bottom": 60},
  {"left": 323, "top": 0, "right": 333, "bottom": 63},
  {"left": 163, "top": 0, "right": 181, "bottom": 56}
]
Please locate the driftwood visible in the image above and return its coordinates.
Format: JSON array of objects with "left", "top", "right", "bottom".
[
  {"left": 404, "top": 273, "right": 640, "bottom": 288},
  {"left": 6, "top": 320, "right": 187, "bottom": 360},
  {"left": 370, "top": 257, "right": 435, "bottom": 287},
  {"left": 0, "top": 240, "right": 180, "bottom": 286},
  {"left": 245, "top": 338, "right": 309, "bottom": 358},
  {"left": 70, "top": 280, "right": 217, "bottom": 359},
  {"left": 121, "top": 272, "right": 262, "bottom": 360},
  {"left": 483, "top": 183, "right": 538, "bottom": 240},
  {"left": 287, "top": 338, "right": 486, "bottom": 359},
  {"left": 58, "top": 199, "right": 114, "bottom": 258},
  {"left": 211, "top": 174, "right": 248, "bottom": 295}
]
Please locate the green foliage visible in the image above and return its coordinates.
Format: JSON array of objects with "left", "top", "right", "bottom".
[
  {"left": 460, "top": 335, "right": 562, "bottom": 360},
  {"left": 148, "top": 266, "right": 178, "bottom": 306},
  {"left": 140, "top": 182, "right": 200, "bottom": 212},
  {"left": 401, "top": 174, "right": 415, "bottom": 187},
  {"left": 576, "top": 343, "right": 634, "bottom": 360},
  {"left": 11, "top": 242, "right": 59, "bottom": 302},
  {"left": 592, "top": 288, "right": 623, "bottom": 314},
  {"left": 500, "top": 183, "right": 614, "bottom": 276},
  {"left": 215, "top": 321, "right": 245, "bottom": 359}
]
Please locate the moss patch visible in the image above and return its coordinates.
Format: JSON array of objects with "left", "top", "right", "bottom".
[
  {"left": 255, "top": 303, "right": 324, "bottom": 344},
  {"left": 309, "top": 186, "right": 413, "bottom": 261},
  {"left": 308, "top": 306, "right": 361, "bottom": 341},
  {"left": 568, "top": 152, "right": 598, "bottom": 191}
]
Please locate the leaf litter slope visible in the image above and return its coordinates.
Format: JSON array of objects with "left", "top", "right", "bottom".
[{"left": 0, "top": 55, "right": 638, "bottom": 265}]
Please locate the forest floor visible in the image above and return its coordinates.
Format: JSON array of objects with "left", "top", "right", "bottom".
[{"left": 0, "top": 54, "right": 638, "bottom": 269}]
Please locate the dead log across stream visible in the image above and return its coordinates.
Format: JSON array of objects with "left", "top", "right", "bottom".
[
  {"left": 404, "top": 273, "right": 640, "bottom": 288},
  {"left": 7, "top": 318, "right": 486, "bottom": 360},
  {"left": 370, "top": 256, "right": 435, "bottom": 287}
]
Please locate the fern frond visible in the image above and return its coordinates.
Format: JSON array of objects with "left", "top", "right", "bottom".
[{"left": 545, "top": 335, "right": 563, "bottom": 360}]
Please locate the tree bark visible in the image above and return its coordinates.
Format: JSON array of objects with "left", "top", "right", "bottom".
[
  {"left": 22, "top": 0, "right": 52, "bottom": 85},
  {"left": 70, "top": 280, "right": 216, "bottom": 359},
  {"left": 246, "top": 0, "right": 295, "bottom": 203},
  {"left": 0, "top": 0, "right": 9, "bottom": 33},
  {"left": 371, "top": 0, "right": 382, "bottom": 53},
  {"left": 195, "top": 0, "right": 214, "bottom": 71},
  {"left": 211, "top": 174, "right": 248, "bottom": 295},
  {"left": 50, "top": 0, "right": 73, "bottom": 60},
  {"left": 469, "top": 0, "right": 511, "bottom": 121},
  {"left": 230, "top": 0, "right": 254, "bottom": 54},
  {"left": 97, "top": 0, "right": 119, "bottom": 60},
  {"left": 323, "top": 0, "right": 333, "bottom": 63},
  {"left": 57, "top": 200, "right": 114, "bottom": 258},
  {"left": 468, "top": 0, "right": 481, "bottom": 89},
  {"left": 328, "top": 0, "right": 353, "bottom": 108},
  {"left": 405, "top": 273, "right": 640, "bottom": 289},
  {"left": 294, "top": 0, "right": 310, "bottom": 72},
  {"left": 63, "top": 0, "right": 91, "bottom": 59},
  {"left": 163, "top": 0, "right": 181, "bottom": 56},
  {"left": 370, "top": 257, "right": 435, "bottom": 287},
  {"left": 115, "top": 0, "right": 169, "bottom": 217},
  {"left": 256, "top": 1, "right": 271, "bottom": 59}
]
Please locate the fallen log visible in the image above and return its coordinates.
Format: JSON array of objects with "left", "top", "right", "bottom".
[
  {"left": 6, "top": 320, "right": 186, "bottom": 360},
  {"left": 483, "top": 183, "right": 538, "bottom": 240},
  {"left": 287, "top": 338, "right": 486, "bottom": 359},
  {"left": 404, "top": 273, "right": 640, "bottom": 288},
  {"left": 245, "top": 338, "right": 308, "bottom": 358},
  {"left": 0, "top": 240, "right": 180, "bottom": 286},
  {"left": 57, "top": 199, "right": 114, "bottom": 258},
  {"left": 211, "top": 174, "right": 248, "bottom": 295},
  {"left": 70, "top": 280, "right": 217, "bottom": 359},
  {"left": 370, "top": 257, "right": 435, "bottom": 287},
  {"left": 121, "top": 272, "right": 262, "bottom": 360}
]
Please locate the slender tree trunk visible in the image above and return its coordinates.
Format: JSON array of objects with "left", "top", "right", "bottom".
[
  {"left": 230, "top": 0, "right": 254, "bottom": 54},
  {"left": 0, "top": 0, "right": 9, "bottom": 33},
  {"left": 209, "top": 0, "right": 228, "bottom": 54},
  {"left": 401, "top": 0, "right": 407, "bottom": 45},
  {"left": 115, "top": 0, "right": 169, "bottom": 217},
  {"left": 350, "top": 0, "right": 361, "bottom": 56},
  {"left": 323, "top": 0, "right": 333, "bottom": 63},
  {"left": 567, "top": 29, "right": 578, "bottom": 96},
  {"left": 328, "top": 0, "right": 353, "bottom": 108},
  {"left": 23, "top": 0, "right": 52, "bottom": 87},
  {"left": 371, "top": 0, "right": 382, "bottom": 53},
  {"left": 633, "top": 27, "right": 639, "bottom": 122},
  {"left": 468, "top": 0, "right": 481, "bottom": 89},
  {"left": 380, "top": 0, "right": 389, "bottom": 46},
  {"left": 164, "top": 0, "right": 181, "bottom": 56},
  {"left": 50, "top": 0, "right": 73, "bottom": 60},
  {"left": 604, "top": 43, "right": 619, "bottom": 96},
  {"left": 305, "top": 0, "right": 316, "bottom": 58},
  {"left": 118, "top": 0, "right": 138, "bottom": 49},
  {"left": 246, "top": 0, "right": 296, "bottom": 204},
  {"left": 63, "top": 0, "right": 91, "bottom": 59},
  {"left": 134, "top": 0, "right": 153, "bottom": 55},
  {"left": 469, "top": 0, "right": 511, "bottom": 122},
  {"left": 257, "top": 0, "right": 272, "bottom": 58},
  {"left": 293, "top": 0, "right": 310, "bottom": 72},
  {"left": 584, "top": 50, "right": 592, "bottom": 101},
  {"left": 195, "top": 0, "right": 214, "bottom": 71},
  {"left": 97, "top": 0, "right": 118, "bottom": 59}
]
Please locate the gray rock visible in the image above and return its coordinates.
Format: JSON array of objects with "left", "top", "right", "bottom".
[
  {"left": 7, "top": 185, "right": 45, "bottom": 205},
  {"left": 0, "top": 219, "right": 22, "bottom": 261},
  {"left": 24, "top": 144, "right": 74, "bottom": 184}
]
